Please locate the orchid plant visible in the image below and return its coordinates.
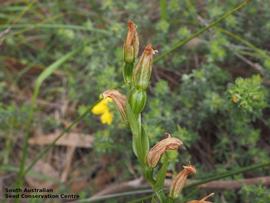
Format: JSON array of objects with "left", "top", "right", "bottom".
[{"left": 92, "top": 20, "right": 213, "bottom": 203}]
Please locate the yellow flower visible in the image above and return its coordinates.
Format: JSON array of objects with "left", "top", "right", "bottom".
[
  {"left": 92, "top": 98, "right": 112, "bottom": 115},
  {"left": 100, "top": 110, "right": 113, "bottom": 125},
  {"left": 92, "top": 98, "right": 113, "bottom": 125}
]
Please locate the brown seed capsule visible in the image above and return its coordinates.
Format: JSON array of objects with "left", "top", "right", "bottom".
[
  {"left": 169, "top": 165, "right": 196, "bottom": 199},
  {"left": 124, "top": 20, "right": 139, "bottom": 64},
  {"left": 186, "top": 193, "right": 214, "bottom": 203},
  {"left": 102, "top": 90, "right": 127, "bottom": 120},
  {"left": 133, "top": 44, "right": 157, "bottom": 90},
  {"left": 147, "top": 134, "right": 183, "bottom": 168}
]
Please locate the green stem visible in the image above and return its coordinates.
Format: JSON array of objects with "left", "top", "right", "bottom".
[
  {"left": 167, "top": 198, "right": 174, "bottom": 203},
  {"left": 16, "top": 105, "right": 34, "bottom": 197},
  {"left": 3, "top": 130, "right": 12, "bottom": 164},
  {"left": 160, "top": 0, "right": 168, "bottom": 21},
  {"left": 143, "top": 167, "right": 155, "bottom": 186},
  {"left": 154, "top": 155, "right": 169, "bottom": 202},
  {"left": 154, "top": 0, "right": 251, "bottom": 63},
  {"left": 154, "top": 155, "right": 169, "bottom": 190}
]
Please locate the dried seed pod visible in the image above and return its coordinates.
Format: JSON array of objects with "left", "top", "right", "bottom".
[
  {"left": 186, "top": 193, "right": 214, "bottom": 203},
  {"left": 169, "top": 165, "right": 196, "bottom": 199},
  {"left": 128, "top": 88, "right": 147, "bottom": 114},
  {"left": 102, "top": 90, "right": 127, "bottom": 120},
  {"left": 133, "top": 44, "right": 157, "bottom": 90},
  {"left": 124, "top": 20, "right": 139, "bottom": 64},
  {"left": 147, "top": 135, "right": 183, "bottom": 168}
]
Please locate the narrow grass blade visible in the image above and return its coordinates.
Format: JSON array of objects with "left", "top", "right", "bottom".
[{"left": 32, "top": 46, "right": 82, "bottom": 106}]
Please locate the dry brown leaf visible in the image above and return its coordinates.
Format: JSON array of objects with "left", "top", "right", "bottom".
[
  {"left": 28, "top": 132, "right": 94, "bottom": 148},
  {"left": 61, "top": 146, "right": 76, "bottom": 182},
  {"left": 26, "top": 160, "right": 59, "bottom": 188}
]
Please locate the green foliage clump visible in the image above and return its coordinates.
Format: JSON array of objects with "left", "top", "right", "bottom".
[
  {"left": 241, "top": 185, "right": 270, "bottom": 203},
  {"left": 228, "top": 75, "right": 267, "bottom": 115},
  {"left": 177, "top": 64, "right": 229, "bottom": 129}
]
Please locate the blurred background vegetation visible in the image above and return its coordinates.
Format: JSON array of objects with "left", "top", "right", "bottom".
[{"left": 0, "top": 0, "right": 270, "bottom": 202}]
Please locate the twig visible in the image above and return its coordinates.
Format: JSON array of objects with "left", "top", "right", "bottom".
[
  {"left": 85, "top": 175, "right": 270, "bottom": 202},
  {"left": 233, "top": 51, "right": 266, "bottom": 75},
  {"left": 199, "top": 176, "right": 270, "bottom": 189},
  {"left": 61, "top": 146, "right": 76, "bottom": 182},
  {"left": 85, "top": 160, "right": 270, "bottom": 202}
]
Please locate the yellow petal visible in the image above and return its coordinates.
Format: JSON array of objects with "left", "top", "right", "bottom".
[
  {"left": 100, "top": 110, "right": 113, "bottom": 125},
  {"left": 91, "top": 98, "right": 111, "bottom": 115}
]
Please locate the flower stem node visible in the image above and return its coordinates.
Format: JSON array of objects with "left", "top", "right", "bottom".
[
  {"left": 129, "top": 88, "right": 147, "bottom": 114},
  {"left": 169, "top": 165, "right": 196, "bottom": 199},
  {"left": 147, "top": 134, "right": 183, "bottom": 168}
]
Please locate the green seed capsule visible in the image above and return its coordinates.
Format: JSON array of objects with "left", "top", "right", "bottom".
[
  {"left": 124, "top": 46, "right": 135, "bottom": 64},
  {"left": 133, "top": 44, "right": 154, "bottom": 90},
  {"left": 129, "top": 89, "right": 147, "bottom": 114},
  {"left": 123, "top": 62, "right": 134, "bottom": 84}
]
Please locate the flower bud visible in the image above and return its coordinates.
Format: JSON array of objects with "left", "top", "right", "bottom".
[
  {"left": 147, "top": 134, "right": 183, "bottom": 168},
  {"left": 124, "top": 20, "right": 139, "bottom": 64},
  {"left": 133, "top": 44, "right": 157, "bottom": 90},
  {"left": 169, "top": 165, "right": 196, "bottom": 199},
  {"left": 186, "top": 193, "right": 214, "bottom": 203},
  {"left": 102, "top": 90, "right": 127, "bottom": 120},
  {"left": 129, "top": 88, "right": 147, "bottom": 114}
]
